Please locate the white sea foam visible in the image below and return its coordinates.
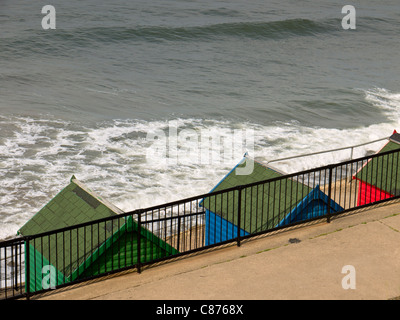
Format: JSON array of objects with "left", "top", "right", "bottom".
[{"left": 0, "top": 88, "right": 399, "bottom": 240}]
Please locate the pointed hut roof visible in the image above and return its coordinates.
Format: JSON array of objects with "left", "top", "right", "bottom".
[
  {"left": 201, "top": 156, "right": 312, "bottom": 232},
  {"left": 354, "top": 131, "right": 400, "bottom": 195}
]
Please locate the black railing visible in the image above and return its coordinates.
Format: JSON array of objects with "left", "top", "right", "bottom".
[{"left": 1, "top": 148, "right": 400, "bottom": 299}]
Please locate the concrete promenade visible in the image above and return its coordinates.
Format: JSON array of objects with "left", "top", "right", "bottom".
[{"left": 39, "top": 202, "right": 400, "bottom": 300}]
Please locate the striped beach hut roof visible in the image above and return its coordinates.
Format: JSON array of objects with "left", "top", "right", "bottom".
[{"left": 354, "top": 131, "right": 400, "bottom": 195}]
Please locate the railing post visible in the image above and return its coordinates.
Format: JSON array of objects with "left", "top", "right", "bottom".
[
  {"left": 237, "top": 186, "right": 243, "bottom": 247},
  {"left": 25, "top": 237, "right": 31, "bottom": 300},
  {"left": 137, "top": 211, "right": 142, "bottom": 274},
  {"left": 14, "top": 244, "right": 18, "bottom": 292},
  {"left": 327, "top": 166, "right": 333, "bottom": 223},
  {"left": 177, "top": 216, "right": 181, "bottom": 252}
]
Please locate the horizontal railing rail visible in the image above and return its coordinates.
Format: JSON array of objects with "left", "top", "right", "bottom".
[
  {"left": 267, "top": 135, "right": 389, "bottom": 165},
  {"left": 1, "top": 147, "right": 400, "bottom": 299}
]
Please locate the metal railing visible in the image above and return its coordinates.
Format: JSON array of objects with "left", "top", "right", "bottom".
[{"left": 1, "top": 147, "right": 400, "bottom": 299}]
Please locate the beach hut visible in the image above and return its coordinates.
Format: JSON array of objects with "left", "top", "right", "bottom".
[
  {"left": 18, "top": 176, "right": 177, "bottom": 293},
  {"left": 201, "top": 156, "right": 343, "bottom": 246},
  {"left": 353, "top": 131, "right": 400, "bottom": 206}
]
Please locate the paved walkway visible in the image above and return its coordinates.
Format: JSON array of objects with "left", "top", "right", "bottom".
[{"left": 39, "top": 202, "right": 400, "bottom": 300}]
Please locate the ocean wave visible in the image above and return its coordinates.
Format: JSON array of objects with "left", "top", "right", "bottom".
[
  {"left": 67, "top": 18, "right": 337, "bottom": 43},
  {"left": 0, "top": 18, "right": 338, "bottom": 57}
]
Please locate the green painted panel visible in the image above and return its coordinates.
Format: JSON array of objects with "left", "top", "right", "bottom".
[
  {"left": 25, "top": 243, "right": 65, "bottom": 293},
  {"left": 75, "top": 217, "right": 179, "bottom": 280}
]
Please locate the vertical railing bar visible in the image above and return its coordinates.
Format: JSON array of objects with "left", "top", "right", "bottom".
[
  {"left": 12, "top": 244, "right": 16, "bottom": 293},
  {"left": 96, "top": 222, "right": 100, "bottom": 276},
  {"left": 390, "top": 152, "right": 395, "bottom": 199},
  {"left": 177, "top": 205, "right": 181, "bottom": 252},
  {"left": 4, "top": 247, "right": 7, "bottom": 299},
  {"left": 200, "top": 199, "right": 204, "bottom": 248},
  {"left": 237, "top": 186, "right": 242, "bottom": 247},
  {"left": 395, "top": 151, "right": 400, "bottom": 197},
  {"left": 25, "top": 237, "right": 31, "bottom": 300},
  {"left": 110, "top": 219, "right": 114, "bottom": 272},
  {"left": 386, "top": 152, "right": 391, "bottom": 200},
  {"left": 90, "top": 223, "right": 93, "bottom": 276},
  {"left": 255, "top": 185, "right": 259, "bottom": 233},
  {"left": 289, "top": 175, "right": 294, "bottom": 223},
  {"left": 348, "top": 161, "right": 353, "bottom": 209},
  {"left": 313, "top": 170, "right": 317, "bottom": 218},
  {"left": 272, "top": 180, "right": 276, "bottom": 227},
  {"left": 103, "top": 221, "right": 107, "bottom": 274},
  {"left": 331, "top": 167, "right": 335, "bottom": 210},
  {"left": 130, "top": 216, "right": 134, "bottom": 267},
  {"left": 354, "top": 159, "right": 359, "bottom": 207},
  {"left": 261, "top": 183, "right": 265, "bottom": 231},
  {"left": 295, "top": 175, "right": 299, "bottom": 225},
  {"left": 48, "top": 234, "right": 51, "bottom": 288},
  {"left": 183, "top": 203, "right": 186, "bottom": 252},
  {"left": 383, "top": 153, "right": 388, "bottom": 200},
  {"left": 342, "top": 164, "right": 347, "bottom": 210},
  {"left": 33, "top": 237, "right": 37, "bottom": 292},
  {"left": 195, "top": 199, "right": 199, "bottom": 250},
  {"left": 370, "top": 156, "right": 375, "bottom": 204},
  {"left": 19, "top": 242, "right": 22, "bottom": 293},
  {"left": 117, "top": 215, "right": 121, "bottom": 270},
  {"left": 232, "top": 191, "right": 236, "bottom": 244},
  {"left": 163, "top": 207, "right": 167, "bottom": 254},
  {"left": 244, "top": 187, "right": 247, "bottom": 237},
  {"left": 220, "top": 192, "right": 223, "bottom": 244},
  {"left": 189, "top": 203, "right": 193, "bottom": 251},
  {"left": 327, "top": 166, "right": 333, "bottom": 223},
  {"left": 5, "top": 243, "right": 8, "bottom": 298},
  {"left": 0, "top": 247, "right": 3, "bottom": 295},
  {"left": 55, "top": 231, "right": 59, "bottom": 287},
  {"left": 365, "top": 158, "right": 370, "bottom": 205},
  {"left": 76, "top": 227, "right": 79, "bottom": 280},
  {"left": 157, "top": 209, "right": 161, "bottom": 258},
  {"left": 249, "top": 186, "right": 253, "bottom": 234},
  {"left": 144, "top": 211, "right": 149, "bottom": 263},
  {"left": 62, "top": 231, "right": 65, "bottom": 286},
  {"left": 137, "top": 210, "right": 142, "bottom": 274},
  {"left": 277, "top": 180, "right": 282, "bottom": 228}
]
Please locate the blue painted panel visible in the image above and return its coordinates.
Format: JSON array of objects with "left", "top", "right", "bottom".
[
  {"left": 277, "top": 185, "right": 344, "bottom": 227},
  {"left": 205, "top": 210, "right": 248, "bottom": 246}
]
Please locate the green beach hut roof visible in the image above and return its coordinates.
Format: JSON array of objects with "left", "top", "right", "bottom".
[
  {"left": 18, "top": 176, "right": 126, "bottom": 288},
  {"left": 201, "top": 156, "right": 312, "bottom": 233},
  {"left": 18, "top": 175, "right": 123, "bottom": 236},
  {"left": 354, "top": 131, "right": 400, "bottom": 194}
]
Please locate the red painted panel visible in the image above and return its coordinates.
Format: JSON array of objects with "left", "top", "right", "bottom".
[{"left": 357, "top": 181, "right": 393, "bottom": 206}]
